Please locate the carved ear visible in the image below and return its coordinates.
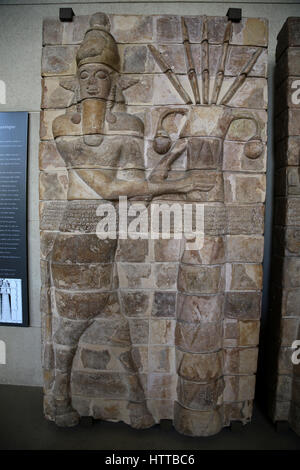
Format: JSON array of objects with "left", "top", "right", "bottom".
[
  {"left": 106, "top": 83, "right": 117, "bottom": 124},
  {"left": 105, "top": 81, "right": 127, "bottom": 123},
  {"left": 106, "top": 72, "right": 126, "bottom": 123},
  {"left": 114, "top": 83, "right": 125, "bottom": 104}
]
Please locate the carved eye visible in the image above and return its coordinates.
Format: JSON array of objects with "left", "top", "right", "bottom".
[
  {"left": 96, "top": 70, "right": 108, "bottom": 79},
  {"left": 80, "top": 71, "right": 89, "bottom": 80}
]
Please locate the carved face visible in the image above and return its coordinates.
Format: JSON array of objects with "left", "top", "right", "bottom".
[{"left": 78, "top": 63, "right": 113, "bottom": 100}]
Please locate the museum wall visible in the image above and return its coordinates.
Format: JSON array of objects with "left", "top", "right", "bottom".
[{"left": 0, "top": 0, "right": 299, "bottom": 387}]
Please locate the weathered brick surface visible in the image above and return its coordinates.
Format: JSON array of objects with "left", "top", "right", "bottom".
[
  {"left": 276, "top": 17, "right": 300, "bottom": 61},
  {"left": 268, "top": 17, "right": 300, "bottom": 437},
  {"left": 40, "top": 12, "right": 268, "bottom": 434}
]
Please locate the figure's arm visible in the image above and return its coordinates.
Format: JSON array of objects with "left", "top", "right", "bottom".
[
  {"left": 76, "top": 168, "right": 214, "bottom": 200},
  {"left": 149, "top": 139, "right": 187, "bottom": 182}
]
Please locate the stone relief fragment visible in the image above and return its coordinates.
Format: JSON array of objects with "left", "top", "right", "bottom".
[
  {"left": 40, "top": 12, "right": 268, "bottom": 435},
  {"left": 267, "top": 17, "right": 300, "bottom": 437}
]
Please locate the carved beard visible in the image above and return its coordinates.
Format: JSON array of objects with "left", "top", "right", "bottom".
[{"left": 82, "top": 98, "right": 107, "bottom": 135}]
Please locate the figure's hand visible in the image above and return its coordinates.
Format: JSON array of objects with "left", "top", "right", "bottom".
[
  {"left": 149, "top": 139, "right": 187, "bottom": 182},
  {"left": 168, "top": 139, "right": 187, "bottom": 157},
  {"left": 179, "top": 173, "right": 215, "bottom": 193}
]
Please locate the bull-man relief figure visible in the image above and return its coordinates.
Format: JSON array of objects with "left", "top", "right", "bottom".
[{"left": 42, "top": 12, "right": 267, "bottom": 435}]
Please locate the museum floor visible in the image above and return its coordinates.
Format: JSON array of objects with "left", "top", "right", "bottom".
[{"left": 0, "top": 385, "right": 299, "bottom": 450}]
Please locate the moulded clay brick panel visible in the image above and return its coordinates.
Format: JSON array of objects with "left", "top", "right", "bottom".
[
  {"left": 127, "top": 76, "right": 267, "bottom": 108},
  {"left": 119, "top": 44, "right": 268, "bottom": 77},
  {"left": 40, "top": 109, "right": 66, "bottom": 140},
  {"left": 275, "top": 78, "right": 300, "bottom": 117},
  {"left": 279, "top": 289, "right": 300, "bottom": 317},
  {"left": 38, "top": 200, "right": 265, "bottom": 235},
  {"left": 140, "top": 107, "right": 268, "bottom": 143},
  {"left": 224, "top": 173, "right": 266, "bottom": 204},
  {"left": 276, "top": 17, "right": 300, "bottom": 62},
  {"left": 275, "top": 47, "right": 300, "bottom": 88},
  {"left": 275, "top": 167, "right": 300, "bottom": 197},
  {"left": 40, "top": 13, "right": 268, "bottom": 435},
  {"left": 275, "top": 137, "right": 300, "bottom": 169},
  {"left": 269, "top": 17, "right": 300, "bottom": 436},
  {"left": 41, "top": 46, "right": 79, "bottom": 77},
  {"left": 39, "top": 171, "right": 69, "bottom": 200},
  {"left": 223, "top": 141, "right": 267, "bottom": 172},
  {"left": 41, "top": 74, "right": 268, "bottom": 109},
  {"left": 290, "top": 403, "right": 300, "bottom": 435},
  {"left": 275, "top": 109, "right": 300, "bottom": 142},
  {"left": 272, "top": 226, "right": 300, "bottom": 257},
  {"left": 278, "top": 346, "right": 293, "bottom": 379},
  {"left": 39, "top": 141, "right": 66, "bottom": 171},
  {"left": 274, "top": 198, "right": 300, "bottom": 227},
  {"left": 226, "top": 264, "right": 263, "bottom": 291},
  {"left": 40, "top": 105, "right": 268, "bottom": 145},
  {"left": 270, "top": 256, "right": 300, "bottom": 290},
  {"left": 42, "top": 15, "right": 268, "bottom": 47},
  {"left": 40, "top": 44, "right": 269, "bottom": 79},
  {"left": 41, "top": 77, "right": 77, "bottom": 110}
]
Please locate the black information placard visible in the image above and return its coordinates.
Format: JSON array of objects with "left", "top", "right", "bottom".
[{"left": 0, "top": 112, "right": 28, "bottom": 326}]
